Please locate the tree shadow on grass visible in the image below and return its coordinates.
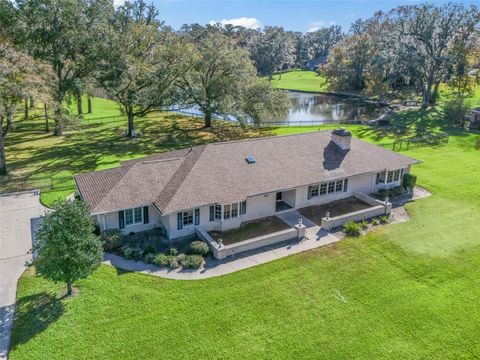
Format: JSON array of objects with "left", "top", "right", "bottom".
[{"left": 9, "top": 292, "right": 64, "bottom": 349}]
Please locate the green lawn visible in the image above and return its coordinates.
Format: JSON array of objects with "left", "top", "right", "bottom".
[
  {"left": 270, "top": 69, "right": 328, "bottom": 92},
  {"left": 7, "top": 97, "right": 480, "bottom": 359},
  {"left": 66, "top": 95, "right": 123, "bottom": 119}
]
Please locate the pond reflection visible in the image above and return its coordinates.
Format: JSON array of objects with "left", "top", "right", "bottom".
[{"left": 263, "top": 91, "right": 385, "bottom": 125}]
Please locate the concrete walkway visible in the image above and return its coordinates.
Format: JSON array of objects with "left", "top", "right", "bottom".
[
  {"left": 0, "top": 191, "right": 47, "bottom": 360},
  {"left": 104, "top": 224, "right": 340, "bottom": 280}
]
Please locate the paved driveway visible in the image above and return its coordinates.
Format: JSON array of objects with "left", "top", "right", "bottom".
[{"left": 0, "top": 191, "right": 47, "bottom": 359}]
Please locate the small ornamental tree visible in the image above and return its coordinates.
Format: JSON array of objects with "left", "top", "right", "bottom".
[
  {"left": 403, "top": 173, "right": 417, "bottom": 193},
  {"left": 33, "top": 200, "right": 103, "bottom": 296}
]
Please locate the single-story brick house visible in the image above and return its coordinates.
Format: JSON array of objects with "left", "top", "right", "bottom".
[{"left": 74, "top": 130, "right": 420, "bottom": 240}]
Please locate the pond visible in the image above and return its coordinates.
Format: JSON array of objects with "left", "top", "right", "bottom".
[
  {"left": 173, "top": 91, "right": 387, "bottom": 125},
  {"left": 261, "top": 91, "right": 386, "bottom": 125}
]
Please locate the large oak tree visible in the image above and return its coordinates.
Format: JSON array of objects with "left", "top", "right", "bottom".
[
  {"left": 97, "top": 2, "right": 192, "bottom": 138},
  {"left": 251, "top": 26, "right": 295, "bottom": 81},
  {"left": 14, "top": 0, "right": 112, "bottom": 135},
  {"left": 176, "top": 32, "right": 289, "bottom": 127},
  {"left": 0, "top": 42, "right": 52, "bottom": 175},
  {"left": 390, "top": 3, "right": 480, "bottom": 106}
]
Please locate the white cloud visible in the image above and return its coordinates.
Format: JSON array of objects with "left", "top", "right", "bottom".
[
  {"left": 113, "top": 0, "right": 125, "bottom": 7},
  {"left": 307, "top": 20, "right": 336, "bottom": 33},
  {"left": 208, "top": 17, "right": 262, "bottom": 30}
]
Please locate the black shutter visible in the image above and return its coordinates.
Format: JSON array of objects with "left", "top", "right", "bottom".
[
  {"left": 209, "top": 206, "right": 214, "bottom": 221},
  {"left": 343, "top": 179, "right": 348, "bottom": 192},
  {"left": 307, "top": 186, "right": 312, "bottom": 200},
  {"left": 177, "top": 212, "right": 183, "bottom": 230},
  {"left": 194, "top": 208, "right": 200, "bottom": 225},
  {"left": 119, "top": 210, "right": 125, "bottom": 229},
  {"left": 143, "top": 206, "right": 149, "bottom": 224}
]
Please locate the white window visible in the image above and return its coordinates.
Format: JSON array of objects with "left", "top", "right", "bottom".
[
  {"left": 308, "top": 179, "right": 346, "bottom": 200},
  {"left": 335, "top": 180, "right": 343, "bottom": 192},
  {"left": 387, "top": 171, "right": 394, "bottom": 183},
  {"left": 393, "top": 169, "right": 401, "bottom": 182},
  {"left": 183, "top": 210, "right": 193, "bottom": 226},
  {"left": 215, "top": 205, "right": 222, "bottom": 220},
  {"left": 308, "top": 185, "right": 319, "bottom": 198},
  {"left": 124, "top": 207, "right": 143, "bottom": 226},
  {"left": 328, "top": 182, "right": 335, "bottom": 193},
  {"left": 223, "top": 204, "right": 231, "bottom": 220},
  {"left": 134, "top": 207, "right": 142, "bottom": 223},
  {"left": 320, "top": 183, "right": 327, "bottom": 195},
  {"left": 231, "top": 203, "right": 239, "bottom": 218},
  {"left": 376, "top": 172, "right": 386, "bottom": 184},
  {"left": 221, "top": 203, "right": 241, "bottom": 220},
  {"left": 386, "top": 169, "right": 401, "bottom": 184},
  {"left": 125, "top": 209, "right": 134, "bottom": 226}
]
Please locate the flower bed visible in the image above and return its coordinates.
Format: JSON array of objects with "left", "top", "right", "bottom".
[{"left": 101, "top": 228, "right": 209, "bottom": 270}]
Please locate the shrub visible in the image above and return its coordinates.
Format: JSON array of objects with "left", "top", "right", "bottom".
[
  {"left": 122, "top": 246, "right": 142, "bottom": 261},
  {"left": 360, "top": 220, "right": 369, "bottom": 230},
  {"left": 167, "top": 247, "right": 178, "bottom": 256},
  {"left": 143, "top": 253, "right": 156, "bottom": 264},
  {"left": 403, "top": 173, "right": 417, "bottom": 192},
  {"left": 187, "top": 241, "right": 209, "bottom": 256},
  {"left": 180, "top": 254, "right": 204, "bottom": 269},
  {"left": 143, "top": 244, "right": 156, "bottom": 256},
  {"left": 389, "top": 186, "right": 402, "bottom": 197},
  {"left": 132, "top": 249, "right": 143, "bottom": 261},
  {"left": 379, "top": 215, "right": 390, "bottom": 224},
  {"left": 372, "top": 218, "right": 380, "bottom": 226},
  {"left": 378, "top": 188, "right": 388, "bottom": 197},
  {"left": 154, "top": 253, "right": 181, "bottom": 269},
  {"left": 155, "top": 254, "right": 169, "bottom": 267},
  {"left": 443, "top": 98, "right": 470, "bottom": 126},
  {"left": 167, "top": 255, "right": 180, "bottom": 269},
  {"left": 343, "top": 221, "right": 361, "bottom": 237},
  {"left": 101, "top": 229, "right": 123, "bottom": 251},
  {"left": 176, "top": 253, "right": 186, "bottom": 262}
]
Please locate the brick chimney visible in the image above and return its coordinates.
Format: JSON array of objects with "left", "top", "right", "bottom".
[{"left": 331, "top": 128, "right": 352, "bottom": 151}]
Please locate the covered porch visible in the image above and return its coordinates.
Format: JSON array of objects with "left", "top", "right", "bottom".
[{"left": 275, "top": 189, "right": 296, "bottom": 212}]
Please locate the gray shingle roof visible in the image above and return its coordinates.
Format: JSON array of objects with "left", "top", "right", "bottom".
[{"left": 74, "top": 131, "right": 420, "bottom": 215}]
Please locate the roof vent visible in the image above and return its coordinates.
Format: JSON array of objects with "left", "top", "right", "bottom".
[{"left": 245, "top": 155, "right": 256, "bottom": 164}]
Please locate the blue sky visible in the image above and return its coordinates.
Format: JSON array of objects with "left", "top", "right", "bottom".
[{"left": 144, "top": 0, "right": 478, "bottom": 33}]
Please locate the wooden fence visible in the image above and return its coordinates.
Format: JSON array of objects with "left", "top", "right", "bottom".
[
  {"left": 378, "top": 133, "right": 449, "bottom": 151},
  {"left": 258, "top": 120, "right": 362, "bottom": 127}
]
